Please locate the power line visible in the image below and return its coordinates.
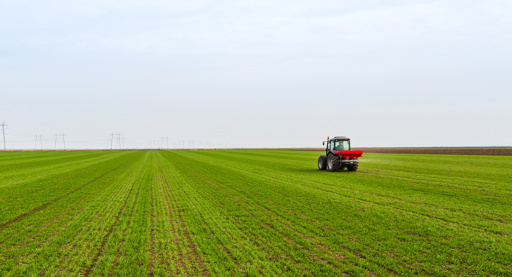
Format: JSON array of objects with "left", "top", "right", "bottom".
[
  {"left": 1, "top": 122, "right": 7, "bottom": 150},
  {"left": 161, "top": 137, "right": 169, "bottom": 149},
  {"left": 34, "top": 134, "right": 44, "bottom": 150},
  {"left": 55, "top": 134, "right": 66, "bottom": 150},
  {"left": 110, "top": 133, "right": 121, "bottom": 149}
]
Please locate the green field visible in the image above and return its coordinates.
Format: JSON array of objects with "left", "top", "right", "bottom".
[{"left": 0, "top": 150, "right": 511, "bottom": 276}]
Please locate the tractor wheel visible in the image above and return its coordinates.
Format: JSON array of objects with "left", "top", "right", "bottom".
[
  {"left": 318, "top": 155, "right": 327, "bottom": 170},
  {"left": 348, "top": 163, "right": 359, "bottom": 172},
  {"left": 327, "top": 154, "right": 340, "bottom": 172}
]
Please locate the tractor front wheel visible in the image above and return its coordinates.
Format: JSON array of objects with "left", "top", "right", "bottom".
[
  {"left": 327, "top": 154, "right": 340, "bottom": 172},
  {"left": 318, "top": 155, "right": 327, "bottom": 170}
]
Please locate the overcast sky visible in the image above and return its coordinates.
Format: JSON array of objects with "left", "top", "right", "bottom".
[{"left": 1, "top": 0, "right": 511, "bottom": 149}]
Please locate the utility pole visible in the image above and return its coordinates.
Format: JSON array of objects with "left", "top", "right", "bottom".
[
  {"left": 55, "top": 134, "right": 66, "bottom": 150},
  {"left": 111, "top": 133, "right": 121, "bottom": 149},
  {"left": 162, "top": 137, "right": 168, "bottom": 149},
  {"left": 34, "top": 134, "right": 42, "bottom": 150},
  {"left": 117, "top": 133, "right": 121, "bottom": 149},
  {"left": 1, "top": 121, "right": 7, "bottom": 151}
]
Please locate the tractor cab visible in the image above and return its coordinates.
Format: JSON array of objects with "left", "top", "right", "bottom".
[
  {"left": 319, "top": 136, "right": 363, "bottom": 172},
  {"left": 325, "top": 136, "right": 351, "bottom": 153}
]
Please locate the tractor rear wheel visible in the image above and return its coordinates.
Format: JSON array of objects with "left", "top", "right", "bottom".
[
  {"left": 318, "top": 155, "right": 327, "bottom": 170},
  {"left": 327, "top": 154, "right": 340, "bottom": 172},
  {"left": 347, "top": 163, "right": 359, "bottom": 172}
]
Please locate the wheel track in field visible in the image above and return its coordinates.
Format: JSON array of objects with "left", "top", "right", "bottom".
[
  {"left": 223, "top": 158, "right": 509, "bottom": 237},
  {"left": 156, "top": 158, "right": 209, "bottom": 276},
  {"left": 148, "top": 172, "right": 156, "bottom": 277},
  {"left": 54, "top": 176, "right": 132, "bottom": 276},
  {"left": 177, "top": 174, "right": 267, "bottom": 275},
  {"left": 155, "top": 164, "right": 188, "bottom": 275},
  {"left": 199, "top": 151, "right": 510, "bottom": 223},
  {"left": 182, "top": 153, "right": 430, "bottom": 275},
  {"left": 201, "top": 177, "right": 365, "bottom": 276},
  {"left": 167, "top": 157, "right": 302, "bottom": 273},
  {"left": 61, "top": 167, "right": 139, "bottom": 276},
  {"left": 201, "top": 177, "right": 345, "bottom": 274},
  {"left": 299, "top": 177, "right": 509, "bottom": 236},
  {"left": 172, "top": 154, "right": 357, "bottom": 274},
  {"left": 196, "top": 211, "right": 245, "bottom": 274},
  {"left": 0, "top": 161, "right": 129, "bottom": 231},
  {"left": 83, "top": 169, "right": 144, "bottom": 277},
  {"left": 353, "top": 170, "right": 511, "bottom": 221},
  {"left": 167, "top": 154, "right": 361, "bottom": 275},
  {"left": 284, "top": 172, "right": 511, "bottom": 233},
  {"left": 232, "top": 151, "right": 509, "bottom": 224},
  {"left": 201, "top": 179, "right": 306, "bottom": 272},
  {"left": 214, "top": 161, "right": 511, "bottom": 274},
  {"left": 150, "top": 160, "right": 191, "bottom": 275},
  {"left": 108, "top": 169, "right": 144, "bottom": 277},
  {"left": 176, "top": 152, "right": 405, "bottom": 275},
  {"left": 374, "top": 174, "right": 509, "bottom": 222},
  {"left": 222, "top": 166, "right": 431, "bottom": 274},
  {"left": 159, "top": 155, "right": 252, "bottom": 275}
]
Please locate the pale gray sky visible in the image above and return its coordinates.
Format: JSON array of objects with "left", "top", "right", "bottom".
[{"left": 1, "top": 0, "right": 511, "bottom": 149}]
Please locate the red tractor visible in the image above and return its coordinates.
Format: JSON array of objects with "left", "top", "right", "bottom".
[{"left": 318, "top": 136, "right": 363, "bottom": 172}]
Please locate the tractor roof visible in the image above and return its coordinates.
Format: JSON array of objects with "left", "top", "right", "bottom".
[{"left": 332, "top": 136, "right": 350, "bottom": 140}]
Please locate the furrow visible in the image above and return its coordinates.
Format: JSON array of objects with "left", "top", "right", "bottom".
[
  {"left": 83, "top": 169, "right": 142, "bottom": 276},
  {"left": 156, "top": 158, "right": 209, "bottom": 276}
]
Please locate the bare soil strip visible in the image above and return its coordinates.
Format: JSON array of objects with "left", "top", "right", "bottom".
[
  {"left": 355, "top": 147, "right": 512, "bottom": 155},
  {"left": 157, "top": 161, "right": 209, "bottom": 276},
  {"left": 156, "top": 166, "right": 186, "bottom": 274},
  {"left": 257, "top": 147, "right": 512, "bottom": 155},
  {"left": 148, "top": 175, "right": 156, "bottom": 277}
]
